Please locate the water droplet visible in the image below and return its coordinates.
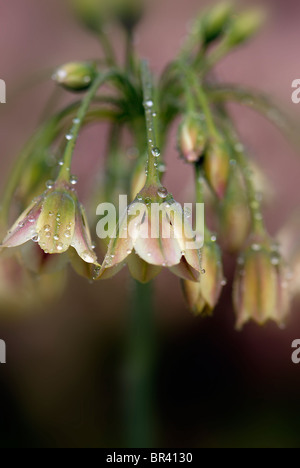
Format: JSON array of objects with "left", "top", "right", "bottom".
[
  {"left": 45, "top": 232, "right": 51, "bottom": 238},
  {"left": 271, "top": 256, "right": 280, "bottom": 266},
  {"left": 73, "top": 118, "right": 80, "bottom": 124},
  {"left": 158, "top": 164, "right": 166, "bottom": 173},
  {"left": 84, "top": 76, "right": 91, "bottom": 84},
  {"left": 147, "top": 253, "right": 152, "bottom": 257},
  {"left": 70, "top": 175, "right": 78, "bottom": 186},
  {"left": 184, "top": 207, "right": 192, "bottom": 219},
  {"left": 18, "top": 222, "right": 24, "bottom": 228},
  {"left": 65, "top": 133, "right": 73, "bottom": 141},
  {"left": 144, "top": 197, "right": 151, "bottom": 205},
  {"left": 251, "top": 244, "right": 261, "bottom": 252},
  {"left": 157, "top": 187, "right": 168, "bottom": 199},
  {"left": 58, "top": 160, "right": 64, "bottom": 167},
  {"left": 56, "top": 243, "right": 64, "bottom": 252},
  {"left": 64, "top": 231, "right": 71, "bottom": 238},
  {"left": 46, "top": 180, "right": 54, "bottom": 189},
  {"left": 28, "top": 216, "right": 35, "bottom": 223},
  {"left": 201, "top": 269, "right": 206, "bottom": 275},
  {"left": 81, "top": 251, "right": 96, "bottom": 263},
  {"left": 49, "top": 211, "right": 54, "bottom": 217},
  {"left": 152, "top": 147, "right": 161, "bottom": 158},
  {"left": 235, "top": 143, "right": 244, "bottom": 153},
  {"left": 54, "top": 235, "right": 59, "bottom": 241},
  {"left": 127, "top": 249, "right": 132, "bottom": 255},
  {"left": 144, "top": 100, "right": 154, "bottom": 108},
  {"left": 66, "top": 223, "right": 72, "bottom": 230},
  {"left": 32, "top": 234, "right": 39, "bottom": 243},
  {"left": 211, "top": 235, "right": 217, "bottom": 242},
  {"left": 221, "top": 279, "right": 227, "bottom": 287},
  {"left": 44, "top": 225, "right": 51, "bottom": 232},
  {"left": 137, "top": 196, "right": 143, "bottom": 202}
]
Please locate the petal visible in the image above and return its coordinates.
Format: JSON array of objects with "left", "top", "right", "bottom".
[
  {"left": 165, "top": 202, "right": 202, "bottom": 272},
  {"left": 71, "top": 203, "right": 98, "bottom": 264},
  {"left": 68, "top": 247, "right": 99, "bottom": 280},
  {"left": 133, "top": 205, "right": 182, "bottom": 267},
  {"left": 128, "top": 253, "right": 161, "bottom": 283},
  {"left": 36, "top": 191, "right": 76, "bottom": 254},
  {"left": 1, "top": 198, "right": 42, "bottom": 248},
  {"left": 170, "top": 257, "right": 201, "bottom": 281}
]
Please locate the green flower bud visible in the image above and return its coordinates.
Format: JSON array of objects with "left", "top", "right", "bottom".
[
  {"left": 201, "top": 1, "right": 234, "bottom": 45},
  {"left": 68, "top": 0, "right": 107, "bottom": 32},
  {"left": 53, "top": 62, "right": 97, "bottom": 92},
  {"left": 225, "top": 9, "right": 265, "bottom": 47}
]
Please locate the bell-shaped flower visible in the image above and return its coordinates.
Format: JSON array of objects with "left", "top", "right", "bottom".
[
  {"left": 233, "top": 235, "right": 291, "bottom": 330},
  {"left": 97, "top": 183, "right": 203, "bottom": 283},
  {"left": 0, "top": 180, "right": 98, "bottom": 266},
  {"left": 182, "top": 234, "right": 224, "bottom": 315}
]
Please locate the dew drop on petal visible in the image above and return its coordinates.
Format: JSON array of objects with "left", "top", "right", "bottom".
[
  {"left": 64, "top": 231, "right": 72, "bottom": 238},
  {"left": 32, "top": 234, "right": 39, "bottom": 243},
  {"left": 56, "top": 243, "right": 64, "bottom": 252},
  {"left": 81, "top": 251, "right": 96, "bottom": 263},
  {"left": 54, "top": 235, "right": 59, "bottom": 241},
  {"left": 201, "top": 269, "right": 206, "bottom": 275},
  {"left": 44, "top": 225, "right": 51, "bottom": 232},
  {"left": 28, "top": 216, "right": 35, "bottom": 223}
]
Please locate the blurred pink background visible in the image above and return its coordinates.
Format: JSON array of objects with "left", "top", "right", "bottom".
[{"left": 0, "top": 0, "right": 300, "bottom": 448}]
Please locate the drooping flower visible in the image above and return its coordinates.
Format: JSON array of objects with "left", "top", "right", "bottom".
[
  {"left": 204, "top": 138, "right": 230, "bottom": 199},
  {"left": 178, "top": 113, "right": 206, "bottom": 164},
  {"left": 182, "top": 234, "right": 224, "bottom": 316},
  {"left": 96, "top": 184, "right": 202, "bottom": 283},
  {"left": 233, "top": 235, "right": 291, "bottom": 330},
  {"left": 0, "top": 179, "right": 98, "bottom": 266}
]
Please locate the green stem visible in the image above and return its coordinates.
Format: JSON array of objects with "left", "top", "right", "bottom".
[
  {"left": 125, "top": 280, "right": 155, "bottom": 448},
  {"left": 183, "top": 68, "right": 219, "bottom": 140},
  {"left": 141, "top": 61, "right": 161, "bottom": 186},
  {"left": 99, "top": 31, "right": 117, "bottom": 66},
  {"left": 57, "top": 71, "right": 114, "bottom": 182}
]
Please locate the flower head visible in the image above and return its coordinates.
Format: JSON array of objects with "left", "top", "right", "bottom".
[
  {"left": 233, "top": 235, "right": 291, "bottom": 330},
  {"left": 182, "top": 235, "right": 224, "bottom": 316},
  {"left": 97, "top": 184, "right": 202, "bottom": 283},
  {"left": 1, "top": 180, "right": 98, "bottom": 266}
]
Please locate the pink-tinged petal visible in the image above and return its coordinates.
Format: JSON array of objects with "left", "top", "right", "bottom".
[
  {"left": 128, "top": 253, "right": 161, "bottom": 283},
  {"left": 133, "top": 206, "right": 182, "bottom": 267},
  {"left": 170, "top": 257, "right": 201, "bottom": 282},
  {"left": 71, "top": 203, "right": 97, "bottom": 264},
  {"left": 165, "top": 202, "right": 202, "bottom": 272},
  {"left": 1, "top": 198, "right": 42, "bottom": 248},
  {"left": 103, "top": 207, "right": 135, "bottom": 268}
]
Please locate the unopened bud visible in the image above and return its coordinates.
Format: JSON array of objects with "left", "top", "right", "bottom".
[
  {"left": 53, "top": 62, "right": 97, "bottom": 92},
  {"left": 178, "top": 114, "right": 206, "bottom": 163},
  {"left": 225, "top": 9, "right": 265, "bottom": 47},
  {"left": 201, "top": 1, "right": 234, "bottom": 45},
  {"left": 204, "top": 138, "right": 230, "bottom": 199}
]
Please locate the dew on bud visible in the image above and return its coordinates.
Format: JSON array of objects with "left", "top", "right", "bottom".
[
  {"left": 28, "top": 216, "right": 35, "bottom": 223},
  {"left": 54, "top": 235, "right": 59, "bottom": 241},
  {"left": 211, "top": 235, "right": 217, "bottom": 242},
  {"left": 44, "top": 225, "right": 51, "bottom": 232},
  {"left": 32, "top": 234, "right": 39, "bottom": 243},
  {"left": 221, "top": 279, "right": 227, "bottom": 287},
  {"left": 201, "top": 269, "right": 206, "bottom": 275},
  {"left": 251, "top": 244, "right": 261, "bottom": 251},
  {"left": 64, "top": 231, "right": 72, "bottom": 239},
  {"left": 73, "top": 118, "right": 80, "bottom": 124},
  {"left": 157, "top": 187, "right": 168, "bottom": 199},
  {"left": 56, "top": 243, "right": 64, "bottom": 252}
]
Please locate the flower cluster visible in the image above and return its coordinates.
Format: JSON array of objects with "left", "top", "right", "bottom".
[{"left": 0, "top": 1, "right": 298, "bottom": 330}]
